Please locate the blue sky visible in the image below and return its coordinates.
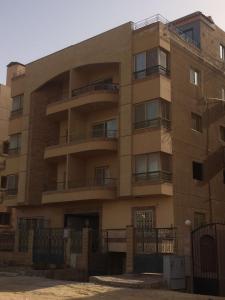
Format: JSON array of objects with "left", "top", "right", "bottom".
[{"left": 0, "top": 0, "right": 225, "bottom": 83}]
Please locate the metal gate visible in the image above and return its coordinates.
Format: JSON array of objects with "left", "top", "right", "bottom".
[
  {"left": 134, "top": 227, "right": 177, "bottom": 273},
  {"left": 33, "top": 228, "right": 64, "bottom": 267},
  {"left": 192, "top": 223, "right": 225, "bottom": 296}
]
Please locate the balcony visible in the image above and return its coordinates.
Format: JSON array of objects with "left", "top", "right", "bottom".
[
  {"left": 42, "top": 178, "right": 116, "bottom": 204},
  {"left": 44, "top": 130, "right": 118, "bottom": 159},
  {"left": 133, "top": 171, "right": 173, "bottom": 197},
  {"left": 134, "top": 117, "right": 171, "bottom": 130},
  {"left": 46, "top": 82, "right": 119, "bottom": 116}
]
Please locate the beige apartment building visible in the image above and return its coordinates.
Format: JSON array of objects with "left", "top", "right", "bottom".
[
  {"left": 2, "top": 11, "right": 225, "bottom": 253},
  {"left": 0, "top": 63, "right": 20, "bottom": 230}
]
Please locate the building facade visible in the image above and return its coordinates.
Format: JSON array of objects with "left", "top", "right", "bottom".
[
  {"left": 2, "top": 12, "right": 225, "bottom": 253},
  {"left": 0, "top": 63, "right": 21, "bottom": 230}
]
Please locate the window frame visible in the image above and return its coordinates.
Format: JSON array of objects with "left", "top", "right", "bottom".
[
  {"left": 220, "top": 126, "right": 225, "bottom": 142},
  {"left": 192, "top": 161, "right": 203, "bottom": 181},
  {"left": 132, "top": 206, "right": 156, "bottom": 229},
  {"left": 11, "top": 94, "right": 23, "bottom": 116},
  {"left": 220, "top": 44, "right": 225, "bottom": 61},
  {"left": 92, "top": 118, "right": 117, "bottom": 138},
  {"left": 134, "top": 99, "right": 171, "bottom": 130},
  {"left": 6, "top": 174, "right": 18, "bottom": 196},
  {"left": 191, "top": 112, "right": 202, "bottom": 133},
  {"left": 190, "top": 68, "right": 200, "bottom": 86},
  {"left": 0, "top": 213, "right": 10, "bottom": 226},
  {"left": 8, "top": 133, "right": 21, "bottom": 155}
]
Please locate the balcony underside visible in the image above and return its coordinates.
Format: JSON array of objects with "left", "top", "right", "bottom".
[
  {"left": 42, "top": 187, "right": 116, "bottom": 204},
  {"left": 46, "top": 91, "right": 118, "bottom": 116},
  {"left": 44, "top": 139, "right": 117, "bottom": 159}
]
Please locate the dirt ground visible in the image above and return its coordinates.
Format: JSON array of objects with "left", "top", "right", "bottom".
[{"left": 0, "top": 275, "right": 224, "bottom": 300}]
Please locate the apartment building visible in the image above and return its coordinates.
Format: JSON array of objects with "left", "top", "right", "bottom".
[
  {"left": 2, "top": 11, "right": 225, "bottom": 253},
  {"left": 0, "top": 63, "right": 19, "bottom": 230}
]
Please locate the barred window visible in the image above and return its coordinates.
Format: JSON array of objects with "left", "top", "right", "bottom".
[
  {"left": 191, "top": 113, "right": 202, "bottom": 132},
  {"left": 134, "top": 209, "right": 154, "bottom": 230}
]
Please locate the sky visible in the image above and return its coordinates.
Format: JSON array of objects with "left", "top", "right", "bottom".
[{"left": 1, "top": 0, "right": 225, "bottom": 83}]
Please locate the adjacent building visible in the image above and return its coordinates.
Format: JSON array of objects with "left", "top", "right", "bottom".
[{"left": 2, "top": 11, "right": 225, "bottom": 253}]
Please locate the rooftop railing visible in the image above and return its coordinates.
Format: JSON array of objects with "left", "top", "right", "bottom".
[{"left": 133, "top": 14, "right": 200, "bottom": 49}]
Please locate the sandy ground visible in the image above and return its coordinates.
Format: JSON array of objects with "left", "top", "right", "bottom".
[{"left": 0, "top": 275, "right": 224, "bottom": 300}]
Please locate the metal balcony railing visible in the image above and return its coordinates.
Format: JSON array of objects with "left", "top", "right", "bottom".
[
  {"left": 133, "top": 65, "right": 170, "bottom": 80},
  {"left": 44, "top": 178, "right": 116, "bottom": 192},
  {"left": 134, "top": 171, "right": 172, "bottom": 183},
  {"left": 72, "top": 82, "right": 119, "bottom": 97},
  {"left": 4, "top": 188, "right": 18, "bottom": 196},
  {"left": 47, "top": 129, "right": 118, "bottom": 147},
  {"left": 10, "top": 108, "right": 23, "bottom": 118},
  {"left": 8, "top": 147, "right": 21, "bottom": 155},
  {"left": 134, "top": 117, "right": 171, "bottom": 130}
]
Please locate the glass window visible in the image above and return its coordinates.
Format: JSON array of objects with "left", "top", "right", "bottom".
[
  {"left": 0, "top": 213, "right": 10, "bottom": 225},
  {"left": 193, "top": 161, "right": 203, "bottom": 181},
  {"left": 182, "top": 28, "right": 194, "bottom": 40},
  {"left": 191, "top": 113, "right": 202, "bottom": 132},
  {"left": 220, "top": 44, "right": 225, "bottom": 60},
  {"left": 135, "top": 152, "right": 172, "bottom": 182},
  {"left": 190, "top": 69, "right": 199, "bottom": 85},
  {"left": 134, "top": 99, "right": 170, "bottom": 129},
  {"left": 146, "top": 100, "right": 160, "bottom": 120},
  {"left": 159, "top": 49, "right": 168, "bottom": 69},
  {"left": 92, "top": 119, "right": 117, "bottom": 138},
  {"left": 11, "top": 95, "right": 23, "bottom": 114},
  {"left": 220, "top": 126, "right": 225, "bottom": 141},
  {"left": 7, "top": 174, "right": 18, "bottom": 195},
  {"left": 194, "top": 212, "right": 206, "bottom": 229},
  {"left": 134, "top": 52, "right": 146, "bottom": 79},
  {"left": 95, "top": 166, "right": 110, "bottom": 185},
  {"left": 9, "top": 133, "right": 21, "bottom": 154},
  {"left": 134, "top": 209, "right": 154, "bottom": 230}
]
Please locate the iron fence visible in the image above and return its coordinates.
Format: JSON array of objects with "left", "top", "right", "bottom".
[
  {"left": 135, "top": 227, "right": 177, "bottom": 254},
  {"left": 70, "top": 230, "right": 82, "bottom": 253}
]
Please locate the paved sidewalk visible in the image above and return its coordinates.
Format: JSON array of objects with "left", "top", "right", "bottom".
[{"left": 0, "top": 275, "right": 224, "bottom": 300}]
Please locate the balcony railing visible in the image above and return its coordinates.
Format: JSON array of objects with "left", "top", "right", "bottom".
[
  {"left": 134, "top": 171, "right": 172, "bottom": 183},
  {"left": 10, "top": 108, "right": 23, "bottom": 118},
  {"left": 70, "top": 129, "right": 118, "bottom": 143},
  {"left": 8, "top": 147, "right": 21, "bottom": 155},
  {"left": 47, "top": 129, "right": 118, "bottom": 147},
  {"left": 71, "top": 82, "right": 119, "bottom": 97},
  {"left": 134, "top": 118, "right": 171, "bottom": 130},
  {"left": 133, "top": 65, "right": 170, "bottom": 80},
  {"left": 44, "top": 178, "right": 116, "bottom": 192},
  {"left": 5, "top": 188, "right": 18, "bottom": 196}
]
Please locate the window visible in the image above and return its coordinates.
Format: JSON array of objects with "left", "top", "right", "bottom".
[
  {"left": 6, "top": 174, "right": 18, "bottom": 195},
  {"left": 134, "top": 152, "right": 172, "bottom": 182},
  {"left": 182, "top": 28, "right": 194, "bottom": 40},
  {"left": 191, "top": 113, "right": 202, "bottom": 132},
  {"left": 190, "top": 69, "right": 199, "bottom": 85},
  {"left": 134, "top": 99, "right": 170, "bottom": 129},
  {"left": 134, "top": 48, "right": 169, "bottom": 79},
  {"left": 223, "top": 170, "right": 225, "bottom": 184},
  {"left": 0, "top": 213, "right": 10, "bottom": 225},
  {"left": 193, "top": 161, "right": 203, "bottom": 181},
  {"left": 95, "top": 166, "right": 110, "bottom": 185},
  {"left": 220, "top": 44, "right": 225, "bottom": 60},
  {"left": 220, "top": 126, "right": 225, "bottom": 142},
  {"left": 134, "top": 52, "right": 146, "bottom": 79},
  {"left": 8, "top": 133, "right": 21, "bottom": 154},
  {"left": 92, "top": 119, "right": 117, "bottom": 138},
  {"left": 134, "top": 208, "right": 155, "bottom": 230},
  {"left": 194, "top": 212, "right": 206, "bottom": 229},
  {"left": 0, "top": 176, "right": 7, "bottom": 189},
  {"left": 11, "top": 94, "right": 23, "bottom": 115}
]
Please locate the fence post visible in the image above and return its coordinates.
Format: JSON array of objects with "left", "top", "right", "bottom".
[
  {"left": 82, "top": 227, "right": 91, "bottom": 278},
  {"left": 183, "top": 224, "right": 193, "bottom": 292},
  {"left": 126, "top": 225, "right": 135, "bottom": 273},
  {"left": 28, "top": 230, "right": 34, "bottom": 263},
  {"left": 65, "top": 229, "right": 71, "bottom": 266},
  {"left": 14, "top": 230, "right": 19, "bottom": 253}
]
